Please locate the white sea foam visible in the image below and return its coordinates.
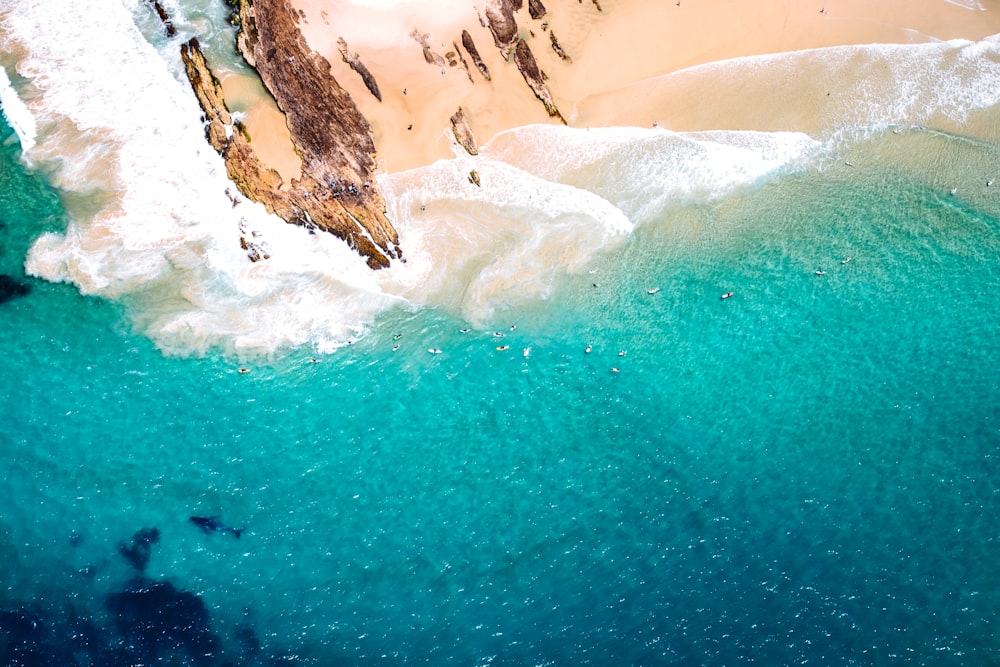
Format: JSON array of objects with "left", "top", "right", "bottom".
[
  {"left": 481, "top": 125, "right": 822, "bottom": 224},
  {"left": 3, "top": 0, "right": 1000, "bottom": 356},
  {"left": 0, "top": 65, "right": 36, "bottom": 152},
  {"left": 640, "top": 35, "right": 1000, "bottom": 143}
]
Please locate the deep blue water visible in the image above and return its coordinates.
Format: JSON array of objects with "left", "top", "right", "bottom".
[{"left": 1, "top": 114, "right": 999, "bottom": 665}]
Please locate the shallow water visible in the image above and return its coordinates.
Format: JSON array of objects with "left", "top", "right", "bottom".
[
  {"left": 3, "top": 104, "right": 1000, "bottom": 663},
  {"left": 3, "top": 0, "right": 1000, "bottom": 662}
]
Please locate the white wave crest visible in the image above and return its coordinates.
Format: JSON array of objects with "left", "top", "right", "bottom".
[
  {"left": 5, "top": 0, "right": 998, "bottom": 356},
  {"left": 0, "top": 65, "right": 36, "bottom": 152}
]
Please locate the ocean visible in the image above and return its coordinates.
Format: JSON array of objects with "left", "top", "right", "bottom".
[{"left": 1, "top": 0, "right": 999, "bottom": 664}]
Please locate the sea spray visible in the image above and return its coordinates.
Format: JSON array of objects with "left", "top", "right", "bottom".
[
  {"left": 4, "top": 0, "right": 1000, "bottom": 357},
  {"left": 480, "top": 125, "right": 822, "bottom": 223},
  {"left": 0, "top": 0, "right": 394, "bottom": 356}
]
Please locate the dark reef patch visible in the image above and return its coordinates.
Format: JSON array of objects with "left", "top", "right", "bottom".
[
  {"left": 106, "top": 577, "right": 220, "bottom": 666},
  {"left": 117, "top": 527, "right": 161, "bottom": 572},
  {"left": 0, "top": 274, "right": 31, "bottom": 304}
]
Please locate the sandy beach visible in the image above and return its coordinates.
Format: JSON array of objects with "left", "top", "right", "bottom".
[{"left": 232, "top": 0, "right": 1000, "bottom": 179}]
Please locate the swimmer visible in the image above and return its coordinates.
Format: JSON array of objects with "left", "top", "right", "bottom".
[
  {"left": 647, "top": 287, "right": 660, "bottom": 294},
  {"left": 460, "top": 328, "right": 471, "bottom": 333},
  {"left": 493, "top": 332, "right": 505, "bottom": 338},
  {"left": 618, "top": 350, "right": 627, "bottom": 357},
  {"left": 393, "top": 334, "right": 402, "bottom": 340},
  {"left": 496, "top": 345, "right": 509, "bottom": 351},
  {"left": 238, "top": 368, "right": 250, "bottom": 374},
  {"left": 611, "top": 367, "right": 620, "bottom": 373},
  {"left": 428, "top": 348, "right": 442, "bottom": 354},
  {"left": 509, "top": 325, "right": 517, "bottom": 331},
  {"left": 815, "top": 270, "right": 827, "bottom": 276},
  {"left": 392, "top": 344, "right": 400, "bottom": 351},
  {"left": 721, "top": 292, "right": 734, "bottom": 300},
  {"left": 841, "top": 257, "right": 852, "bottom": 264},
  {"left": 585, "top": 345, "right": 592, "bottom": 354}
]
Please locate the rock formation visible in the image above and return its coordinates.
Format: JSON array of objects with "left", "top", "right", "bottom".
[
  {"left": 461, "top": 30, "right": 492, "bottom": 80},
  {"left": 450, "top": 107, "right": 478, "bottom": 155},
  {"left": 513, "top": 39, "right": 565, "bottom": 122},
  {"left": 145, "top": 0, "right": 176, "bottom": 37},
  {"left": 337, "top": 37, "right": 382, "bottom": 101},
  {"left": 549, "top": 29, "right": 571, "bottom": 62},
  {"left": 452, "top": 41, "right": 476, "bottom": 83},
  {"left": 411, "top": 29, "right": 447, "bottom": 68},
  {"left": 483, "top": 0, "right": 518, "bottom": 60},
  {"left": 528, "top": 0, "right": 547, "bottom": 20},
  {"left": 189, "top": 0, "right": 402, "bottom": 269}
]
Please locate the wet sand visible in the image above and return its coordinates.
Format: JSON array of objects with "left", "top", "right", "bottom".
[{"left": 237, "top": 0, "right": 1000, "bottom": 176}]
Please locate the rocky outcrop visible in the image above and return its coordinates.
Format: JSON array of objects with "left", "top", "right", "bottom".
[
  {"left": 337, "top": 37, "right": 382, "bottom": 101},
  {"left": 229, "top": 0, "right": 401, "bottom": 268},
  {"left": 483, "top": 0, "right": 518, "bottom": 60},
  {"left": 450, "top": 107, "right": 478, "bottom": 155},
  {"left": 513, "top": 39, "right": 565, "bottom": 122},
  {"left": 145, "top": 0, "right": 176, "bottom": 37},
  {"left": 549, "top": 29, "right": 571, "bottom": 62},
  {"left": 452, "top": 41, "right": 475, "bottom": 82},
  {"left": 461, "top": 30, "right": 491, "bottom": 81},
  {"left": 528, "top": 0, "right": 547, "bottom": 20},
  {"left": 180, "top": 39, "right": 232, "bottom": 151},
  {"left": 410, "top": 29, "right": 446, "bottom": 68}
]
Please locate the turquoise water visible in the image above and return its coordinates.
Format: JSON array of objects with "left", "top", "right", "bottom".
[{"left": 2, "top": 109, "right": 1000, "bottom": 665}]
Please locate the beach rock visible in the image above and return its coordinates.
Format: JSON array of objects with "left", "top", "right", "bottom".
[
  {"left": 550, "top": 29, "right": 571, "bottom": 61},
  {"left": 411, "top": 28, "right": 447, "bottom": 68},
  {"left": 337, "top": 37, "right": 382, "bottom": 101},
  {"left": 220, "top": 0, "right": 401, "bottom": 268},
  {"left": 528, "top": 0, "right": 547, "bottom": 20},
  {"left": 462, "top": 30, "right": 492, "bottom": 80},
  {"left": 180, "top": 39, "right": 231, "bottom": 152},
  {"left": 469, "top": 169, "right": 481, "bottom": 186},
  {"left": 145, "top": 0, "right": 177, "bottom": 37},
  {"left": 513, "top": 39, "right": 565, "bottom": 122},
  {"left": 484, "top": 0, "right": 518, "bottom": 60},
  {"left": 453, "top": 41, "right": 475, "bottom": 82},
  {"left": 239, "top": 221, "right": 271, "bottom": 262},
  {"left": 450, "top": 107, "right": 478, "bottom": 155}
]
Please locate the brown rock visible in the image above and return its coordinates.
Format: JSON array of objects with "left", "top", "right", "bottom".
[
  {"left": 204, "top": 0, "right": 402, "bottom": 269},
  {"left": 549, "top": 29, "right": 571, "bottom": 62},
  {"left": 450, "top": 107, "right": 478, "bottom": 156},
  {"left": 410, "top": 28, "right": 446, "bottom": 68},
  {"left": 180, "top": 39, "right": 232, "bottom": 151},
  {"left": 461, "top": 30, "right": 491, "bottom": 81},
  {"left": 528, "top": 0, "right": 547, "bottom": 20},
  {"left": 453, "top": 41, "right": 475, "bottom": 83},
  {"left": 337, "top": 37, "right": 382, "bottom": 102},
  {"left": 145, "top": 0, "right": 177, "bottom": 37},
  {"left": 513, "top": 39, "right": 565, "bottom": 122},
  {"left": 483, "top": 0, "right": 518, "bottom": 60}
]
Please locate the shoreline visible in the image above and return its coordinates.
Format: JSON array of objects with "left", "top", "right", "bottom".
[{"left": 234, "top": 0, "right": 1000, "bottom": 176}]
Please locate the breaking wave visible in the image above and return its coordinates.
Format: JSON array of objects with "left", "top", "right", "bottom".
[{"left": 2, "top": 0, "right": 999, "bottom": 356}]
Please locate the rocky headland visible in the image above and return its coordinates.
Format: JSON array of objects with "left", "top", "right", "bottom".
[{"left": 155, "top": 0, "right": 583, "bottom": 268}]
